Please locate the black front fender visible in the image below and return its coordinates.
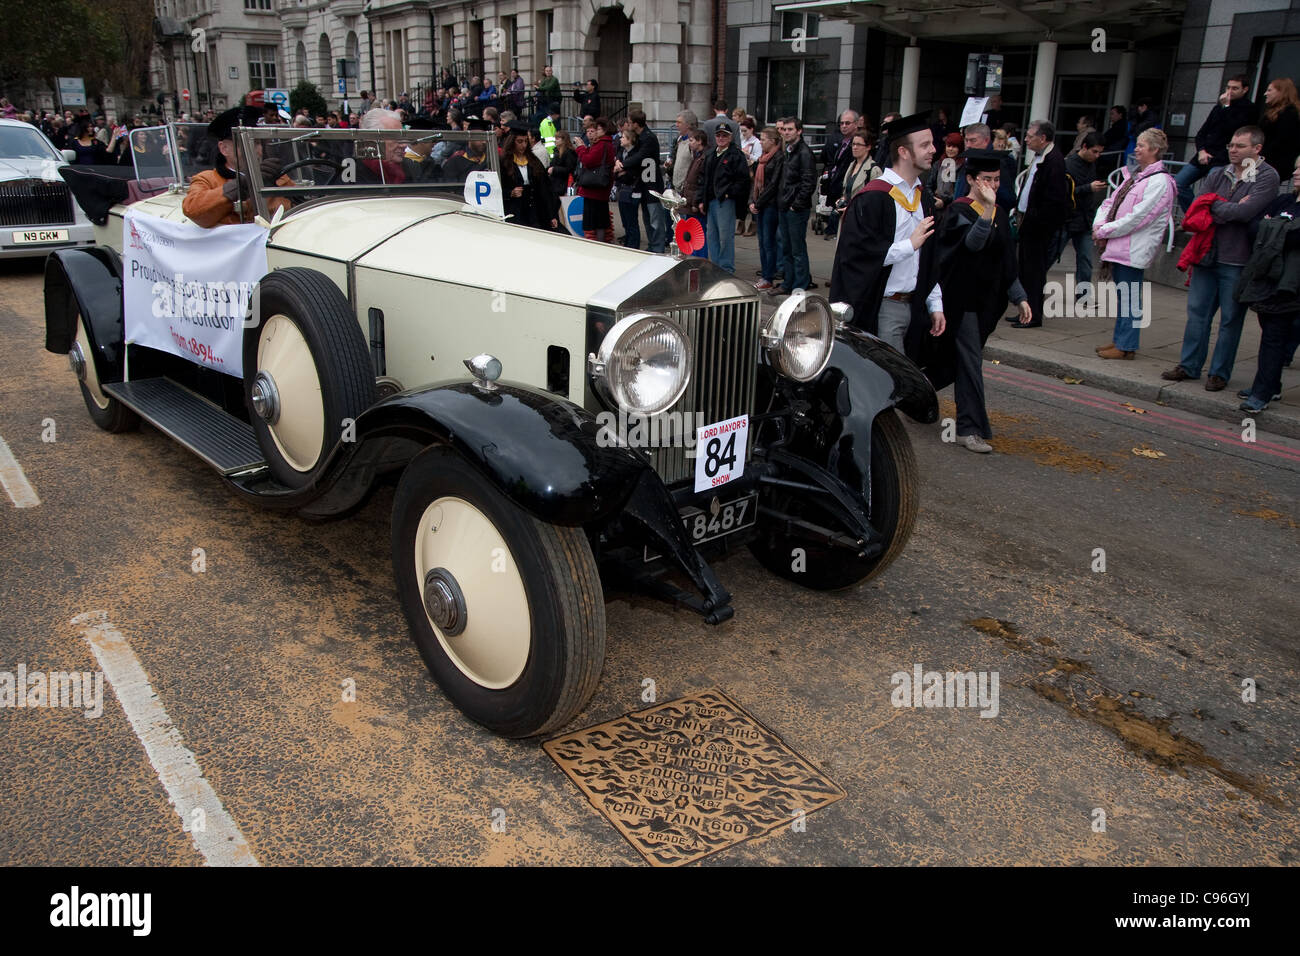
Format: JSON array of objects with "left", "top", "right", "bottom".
[
  {"left": 824, "top": 326, "right": 939, "bottom": 426},
  {"left": 355, "top": 381, "right": 652, "bottom": 526},
  {"left": 44, "top": 247, "right": 125, "bottom": 384},
  {"left": 774, "top": 326, "right": 937, "bottom": 512}
]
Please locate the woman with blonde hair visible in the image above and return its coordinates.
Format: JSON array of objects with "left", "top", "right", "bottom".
[
  {"left": 1091, "top": 128, "right": 1177, "bottom": 359},
  {"left": 1260, "top": 77, "right": 1300, "bottom": 178}
]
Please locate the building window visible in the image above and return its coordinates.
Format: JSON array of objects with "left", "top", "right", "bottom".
[
  {"left": 470, "top": 21, "right": 485, "bottom": 62},
  {"left": 780, "top": 12, "right": 819, "bottom": 40},
  {"left": 764, "top": 58, "right": 832, "bottom": 126},
  {"left": 441, "top": 25, "right": 455, "bottom": 71},
  {"left": 248, "top": 45, "right": 278, "bottom": 89},
  {"left": 244, "top": 0, "right": 272, "bottom": 10},
  {"left": 535, "top": 11, "right": 554, "bottom": 66},
  {"left": 499, "top": 15, "right": 514, "bottom": 71},
  {"left": 384, "top": 28, "right": 407, "bottom": 94}
]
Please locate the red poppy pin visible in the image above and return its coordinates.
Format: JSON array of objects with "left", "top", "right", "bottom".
[{"left": 675, "top": 217, "right": 705, "bottom": 256}]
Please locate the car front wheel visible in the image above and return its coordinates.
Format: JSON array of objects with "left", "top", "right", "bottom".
[
  {"left": 392, "top": 445, "right": 606, "bottom": 737},
  {"left": 243, "top": 268, "right": 374, "bottom": 489},
  {"left": 749, "top": 408, "right": 919, "bottom": 590},
  {"left": 71, "top": 314, "right": 138, "bottom": 433}
]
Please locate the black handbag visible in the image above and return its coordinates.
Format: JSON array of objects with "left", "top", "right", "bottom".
[{"left": 576, "top": 162, "right": 611, "bottom": 190}]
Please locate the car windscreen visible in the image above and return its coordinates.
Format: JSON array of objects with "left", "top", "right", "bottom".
[
  {"left": 0, "top": 125, "right": 58, "bottom": 161},
  {"left": 233, "top": 126, "right": 502, "bottom": 219},
  {"left": 128, "top": 126, "right": 175, "bottom": 183}
]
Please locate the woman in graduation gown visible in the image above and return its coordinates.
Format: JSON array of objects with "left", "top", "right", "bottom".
[
  {"left": 924, "top": 150, "right": 1032, "bottom": 453},
  {"left": 500, "top": 124, "right": 559, "bottom": 231}
]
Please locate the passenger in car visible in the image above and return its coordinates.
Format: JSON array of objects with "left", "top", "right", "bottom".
[{"left": 182, "top": 106, "right": 293, "bottom": 228}]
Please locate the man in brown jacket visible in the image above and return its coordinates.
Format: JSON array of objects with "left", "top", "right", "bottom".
[{"left": 183, "top": 106, "right": 293, "bottom": 228}]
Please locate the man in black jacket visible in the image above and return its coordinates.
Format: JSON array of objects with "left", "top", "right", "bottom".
[
  {"left": 821, "top": 109, "right": 859, "bottom": 239},
  {"left": 1058, "top": 133, "right": 1107, "bottom": 296},
  {"left": 699, "top": 125, "right": 750, "bottom": 274},
  {"left": 1009, "top": 119, "right": 1071, "bottom": 328},
  {"left": 1177, "top": 75, "right": 1258, "bottom": 210},
  {"left": 573, "top": 79, "right": 600, "bottom": 121},
  {"left": 622, "top": 110, "right": 667, "bottom": 252},
  {"left": 774, "top": 116, "right": 817, "bottom": 293}
]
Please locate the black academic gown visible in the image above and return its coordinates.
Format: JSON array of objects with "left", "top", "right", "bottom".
[
  {"left": 916, "top": 196, "right": 1019, "bottom": 390},
  {"left": 828, "top": 177, "right": 941, "bottom": 360}
]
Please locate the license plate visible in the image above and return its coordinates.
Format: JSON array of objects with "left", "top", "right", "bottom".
[
  {"left": 643, "top": 492, "right": 758, "bottom": 562},
  {"left": 11, "top": 229, "right": 69, "bottom": 244}
]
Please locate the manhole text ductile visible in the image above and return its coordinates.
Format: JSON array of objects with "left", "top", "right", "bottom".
[{"left": 543, "top": 688, "right": 845, "bottom": 866}]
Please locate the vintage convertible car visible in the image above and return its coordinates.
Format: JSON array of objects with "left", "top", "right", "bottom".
[{"left": 45, "top": 122, "right": 937, "bottom": 737}]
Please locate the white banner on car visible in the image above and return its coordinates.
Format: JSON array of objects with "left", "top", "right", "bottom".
[{"left": 122, "top": 209, "right": 268, "bottom": 379}]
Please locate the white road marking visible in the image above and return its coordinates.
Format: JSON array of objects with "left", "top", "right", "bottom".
[
  {"left": 0, "top": 435, "right": 39, "bottom": 508},
  {"left": 70, "top": 611, "right": 260, "bottom": 867}
]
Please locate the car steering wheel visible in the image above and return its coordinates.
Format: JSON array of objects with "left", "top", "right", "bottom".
[{"left": 276, "top": 156, "right": 346, "bottom": 187}]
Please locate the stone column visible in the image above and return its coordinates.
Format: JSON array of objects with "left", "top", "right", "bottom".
[
  {"left": 900, "top": 42, "right": 920, "bottom": 115},
  {"left": 631, "top": 0, "right": 684, "bottom": 126},
  {"left": 1114, "top": 49, "right": 1136, "bottom": 112},
  {"left": 1028, "top": 39, "right": 1058, "bottom": 127}
]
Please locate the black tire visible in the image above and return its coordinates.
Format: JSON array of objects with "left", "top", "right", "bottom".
[
  {"left": 242, "top": 268, "right": 375, "bottom": 488},
  {"left": 749, "top": 408, "right": 919, "bottom": 590},
  {"left": 392, "top": 445, "right": 606, "bottom": 738},
  {"left": 74, "top": 315, "right": 139, "bottom": 433}
]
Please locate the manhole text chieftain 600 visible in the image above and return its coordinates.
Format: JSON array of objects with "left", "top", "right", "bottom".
[{"left": 543, "top": 688, "right": 845, "bottom": 866}]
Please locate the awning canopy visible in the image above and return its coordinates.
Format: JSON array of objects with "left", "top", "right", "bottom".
[{"left": 772, "top": 0, "right": 1186, "bottom": 45}]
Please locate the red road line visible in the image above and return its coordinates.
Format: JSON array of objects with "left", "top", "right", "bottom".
[{"left": 982, "top": 365, "right": 1300, "bottom": 464}]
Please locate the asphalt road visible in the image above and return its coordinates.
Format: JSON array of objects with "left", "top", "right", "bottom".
[{"left": 1, "top": 256, "right": 1297, "bottom": 866}]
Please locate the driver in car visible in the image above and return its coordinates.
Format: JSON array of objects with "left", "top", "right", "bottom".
[{"left": 183, "top": 105, "right": 294, "bottom": 227}]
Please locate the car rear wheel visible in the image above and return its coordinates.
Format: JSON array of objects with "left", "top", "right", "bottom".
[
  {"left": 749, "top": 408, "right": 919, "bottom": 590},
  {"left": 243, "top": 268, "right": 374, "bottom": 489},
  {"left": 71, "top": 315, "right": 138, "bottom": 433},
  {"left": 392, "top": 445, "right": 606, "bottom": 738}
]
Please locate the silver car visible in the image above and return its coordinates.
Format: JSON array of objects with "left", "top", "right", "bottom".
[{"left": 0, "top": 118, "right": 94, "bottom": 258}]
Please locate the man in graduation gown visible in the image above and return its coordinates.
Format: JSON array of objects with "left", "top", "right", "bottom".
[
  {"left": 920, "top": 150, "right": 1032, "bottom": 453},
  {"left": 829, "top": 111, "right": 946, "bottom": 358}
]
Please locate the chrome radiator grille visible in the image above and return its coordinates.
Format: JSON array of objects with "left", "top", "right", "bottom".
[
  {"left": 649, "top": 299, "right": 761, "bottom": 485},
  {"left": 0, "top": 179, "right": 74, "bottom": 227}
]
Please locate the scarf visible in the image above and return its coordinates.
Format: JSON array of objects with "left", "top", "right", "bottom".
[
  {"left": 754, "top": 143, "right": 779, "bottom": 193},
  {"left": 1095, "top": 162, "right": 1161, "bottom": 279}
]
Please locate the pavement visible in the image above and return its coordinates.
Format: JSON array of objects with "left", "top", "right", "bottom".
[{"left": 613, "top": 212, "right": 1300, "bottom": 439}]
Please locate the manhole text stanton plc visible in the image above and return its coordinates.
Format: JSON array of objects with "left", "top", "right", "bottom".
[{"left": 543, "top": 689, "right": 845, "bottom": 866}]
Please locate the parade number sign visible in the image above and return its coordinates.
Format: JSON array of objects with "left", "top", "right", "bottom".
[
  {"left": 463, "top": 170, "right": 505, "bottom": 218},
  {"left": 545, "top": 689, "right": 844, "bottom": 866},
  {"left": 122, "top": 209, "right": 268, "bottom": 378}
]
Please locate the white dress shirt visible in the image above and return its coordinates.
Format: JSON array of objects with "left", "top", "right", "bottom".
[
  {"left": 880, "top": 167, "right": 943, "bottom": 314},
  {"left": 1018, "top": 142, "right": 1052, "bottom": 214}
]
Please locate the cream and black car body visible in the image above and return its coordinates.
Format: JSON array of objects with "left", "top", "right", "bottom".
[{"left": 45, "top": 123, "right": 938, "bottom": 737}]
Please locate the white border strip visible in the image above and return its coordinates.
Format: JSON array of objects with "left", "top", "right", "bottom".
[
  {"left": 0, "top": 435, "right": 39, "bottom": 508},
  {"left": 71, "top": 611, "right": 259, "bottom": 867}
]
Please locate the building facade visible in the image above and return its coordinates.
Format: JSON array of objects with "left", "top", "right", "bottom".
[
  {"left": 151, "top": 0, "right": 726, "bottom": 125},
  {"left": 147, "top": 0, "right": 1300, "bottom": 161}
]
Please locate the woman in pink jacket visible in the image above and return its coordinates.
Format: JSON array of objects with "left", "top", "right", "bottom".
[{"left": 1092, "top": 128, "right": 1177, "bottom": 358}]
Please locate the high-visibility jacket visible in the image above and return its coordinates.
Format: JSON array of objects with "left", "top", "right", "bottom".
[{"left": 540, "top": 116, "right": 558, "bottom": 157}]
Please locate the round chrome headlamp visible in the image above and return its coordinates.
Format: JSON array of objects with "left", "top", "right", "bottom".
[
  {"left": 761, "top": 292, "right": 835, "bottom": 382},
  {"left": 589, "top": 312, "right": 692, "bottom": 416}
]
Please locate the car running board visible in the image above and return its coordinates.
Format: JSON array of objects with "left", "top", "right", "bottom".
[{"left": 102, "top": 378, "right": 267, "bottom": 477}]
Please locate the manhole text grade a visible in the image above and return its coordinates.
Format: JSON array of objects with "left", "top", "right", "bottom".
[{"left": 544, "top": 688, "right": 844, "bottom": 866}]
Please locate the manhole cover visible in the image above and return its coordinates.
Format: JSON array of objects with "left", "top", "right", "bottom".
[{"left": 544, "top": 688, "right": 844, "bottom": 866}]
